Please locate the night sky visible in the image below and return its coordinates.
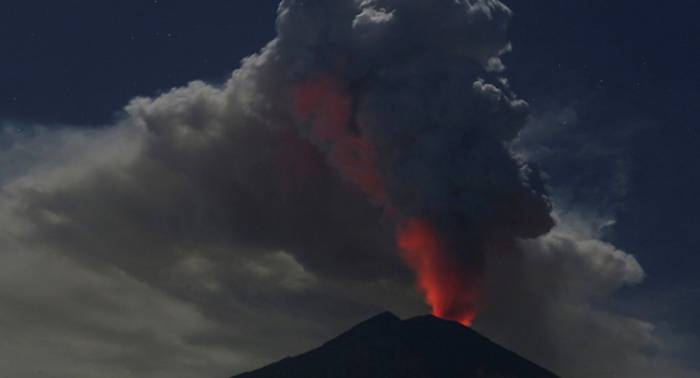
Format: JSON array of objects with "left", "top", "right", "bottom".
[
  {"left": 508, "top": 1, "right": 700, "bottom": 348},
  {"left": 509, "top": 0, "right": 700, "bottom": 328},
  {"left": 1, "top": 1, "right": 699, "bottom": 377}
]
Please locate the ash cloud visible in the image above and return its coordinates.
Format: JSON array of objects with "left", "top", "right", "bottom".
[
  {"left": 0, "top": 1, "right": 697, "bottom": 377},
  {"left": 246, "top": 0, "right": 555, "bottom": 320},
  {"left": 475, "top": 210, "right": 700, "bottom": 378}
]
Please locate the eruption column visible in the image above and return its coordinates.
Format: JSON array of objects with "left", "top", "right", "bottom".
[
  {"left": 294, "top": 75, "right": 480, "bottom": 326},
  {"left": 397, "top": 218, "right": 478, "bottom": 326}
]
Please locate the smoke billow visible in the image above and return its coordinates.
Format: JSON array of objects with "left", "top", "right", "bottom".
[
  {"left": 241, "top": 0, "right": 554, "bottom": 324},
  {"left": 0, "top": 1, "right": 696, "bottom": 378}
]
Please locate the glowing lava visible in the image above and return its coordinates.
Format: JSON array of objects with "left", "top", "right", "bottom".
[{"left": 397, "top": 218, "right": 478, "bottom": 326}]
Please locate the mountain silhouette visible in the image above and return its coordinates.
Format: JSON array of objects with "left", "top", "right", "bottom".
[{"left": 232, "top": 312, "right": 559, "bottom": 378}]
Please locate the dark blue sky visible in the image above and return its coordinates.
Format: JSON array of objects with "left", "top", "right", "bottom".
[
  {"left": 1, "top": 0, "right": 278, "bottom": 124},
  {"left": 3, "top": 0, "right": 699, "bottom": 360},
  {"left": 506, "top": 0, "right": 700, "bottom": 340}
]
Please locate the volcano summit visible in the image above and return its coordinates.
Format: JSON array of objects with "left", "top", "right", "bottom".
[{"left": 232, "top": 312, "right": 559, "bottom": 378}]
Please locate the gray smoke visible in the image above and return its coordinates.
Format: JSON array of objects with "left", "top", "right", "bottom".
[{"left": 240, "top": 0, "right": 555, "bottom": 322}]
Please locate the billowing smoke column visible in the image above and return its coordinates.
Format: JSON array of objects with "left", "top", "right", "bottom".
[
  {"left": 244, "top": 0, "right": 554, "bottom": 325},
  {"left": 0, "top": 2, "right": 663, "bottom": 376}
]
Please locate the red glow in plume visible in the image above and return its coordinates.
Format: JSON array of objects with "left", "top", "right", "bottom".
[
  {"left": 294, "top": 75, "right": 385, "bottom": 203},
  {"left": 294, "top": 75, "right": 478, "bottom": 325},
  {"left": 397, "top": 218, "right": 478, "bottom": 326}
]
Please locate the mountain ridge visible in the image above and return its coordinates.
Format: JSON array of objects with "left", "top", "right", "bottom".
[{"left": 232, "top": 312, "right": 559, "bottom": 378}]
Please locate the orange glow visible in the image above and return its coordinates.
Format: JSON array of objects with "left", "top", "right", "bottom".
[
  {"left": 294, "top": 75, "right": 385, "bottom": 203},
  {"left": 397, "top": 218, "right": 478, "bottom": 326}
]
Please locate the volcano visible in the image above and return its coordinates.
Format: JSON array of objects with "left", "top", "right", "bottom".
[{"left": 232, "top": 312, "right": 559, "bottom": 378}]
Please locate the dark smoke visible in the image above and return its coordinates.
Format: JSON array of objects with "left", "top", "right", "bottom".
[
  {"left": 1, "top": 1, "right": 681, "bottom": 377},
  {"left": 242, "top": 0, "right": 554, "bottom": 321}
]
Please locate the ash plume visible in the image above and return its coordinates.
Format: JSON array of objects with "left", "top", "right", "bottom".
[{"left": 243, "top": 0, "right": 554, "bottom": 324}]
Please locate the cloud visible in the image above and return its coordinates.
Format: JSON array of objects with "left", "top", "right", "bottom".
[
  {"left": 475, "top": 211, "right": 700, "bottom": 377},
  {"left": 0, "top": 240, "right": 248, "bottom": 378},
  {"left": 0, "top": 78, "right": 421, "bottom": 375}
]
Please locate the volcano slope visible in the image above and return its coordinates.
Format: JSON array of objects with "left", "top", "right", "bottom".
[{"left": 232, "top": 312, "right": 559, "bottom": 378}]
